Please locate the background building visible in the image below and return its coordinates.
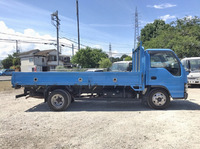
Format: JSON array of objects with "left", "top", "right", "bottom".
[{"left": 19, "top": 49, "right": 71, "bottom": 72}]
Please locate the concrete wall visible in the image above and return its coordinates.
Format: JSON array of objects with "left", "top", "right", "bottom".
[
  {"left": 20, "top": 57, "right": 35, "bottom": 72},
  {"left": 21, "top": 57, "right": 49, "bottom": 72},
  {"left": 34, "top": 57, "right": 46, "bottom": 66}
]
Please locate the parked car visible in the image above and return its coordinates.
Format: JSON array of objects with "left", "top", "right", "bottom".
[
  {"left": 0, "top": 69, "right": 15, "bottom": 76},
  {"left": 108, "top": 61, "right": 132, "bottom": 72}
]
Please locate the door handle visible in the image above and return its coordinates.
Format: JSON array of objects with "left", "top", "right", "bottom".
[{"left": 151, "top": 76, "right": 157, "bottom": 80}]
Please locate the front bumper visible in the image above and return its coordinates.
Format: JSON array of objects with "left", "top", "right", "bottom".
[{"left": 188, "top": 78, "right": 200, "bottom": 85}]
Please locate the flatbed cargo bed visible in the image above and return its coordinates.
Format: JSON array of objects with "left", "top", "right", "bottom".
[{"left": 12, "top": 71, "right": 143, "bottom": 91}]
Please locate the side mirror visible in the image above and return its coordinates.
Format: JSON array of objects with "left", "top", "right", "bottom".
[
  {"left": 127, "top": 64, "right": 132, "bottom": 72},
  {"left": 127, "top": 67, "right": 131, "bottom": 72},
  {"left": 185, "top": 69, "right": 191, "bottom": 75}
]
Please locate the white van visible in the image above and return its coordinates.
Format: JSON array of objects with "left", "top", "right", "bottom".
[{"left": 181, "top": 57, "right": 200, "bottom": 85}]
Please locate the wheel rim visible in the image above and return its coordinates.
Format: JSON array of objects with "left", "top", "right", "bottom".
[
  {"left": 51, "top": 94, "right": 65, "bottom": 109},
  {"left": 152, "top": 92, "right": 167, "bottom": 106}
]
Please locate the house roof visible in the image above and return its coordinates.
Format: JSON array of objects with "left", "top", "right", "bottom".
[
  {"left": 19, "top": 49, "right": 40, "bottom": 56},
  {"left": 34, "top": 49, "right": 56, "bottom": 56}
]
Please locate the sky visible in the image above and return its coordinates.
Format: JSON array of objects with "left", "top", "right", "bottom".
[{"left": 0, "top": 0, "right": 200, "bottom": 60}]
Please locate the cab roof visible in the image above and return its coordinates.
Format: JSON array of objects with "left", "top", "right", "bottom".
[
  {"left": 113, "top": 61, "right": 132, "bottom": 64},
  {"left": 181, "top": 57, "right": 200, "bottom": 60},
  {"left": 146, "top": 49, "right": 173, "bottom": 52}
]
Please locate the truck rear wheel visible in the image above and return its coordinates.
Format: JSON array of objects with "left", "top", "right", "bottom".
[
  {"left": 147, "top": 89, "right": 170, "bottom": 110},
  {"left": 47, "top": 89, "right": 71, "bottom": 111}
]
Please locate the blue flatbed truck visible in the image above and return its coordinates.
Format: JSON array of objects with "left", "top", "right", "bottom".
[{"left": 12, "top": 45, "right": 188, "bottom": 111}]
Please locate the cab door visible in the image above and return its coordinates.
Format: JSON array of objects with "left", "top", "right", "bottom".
[{"left": 146, "top": 50, "right": 186, "bottom": 98}]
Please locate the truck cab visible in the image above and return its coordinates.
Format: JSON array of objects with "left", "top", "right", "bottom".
[{"left": 146, "top": 49, "right": 188, "bottom": 101}]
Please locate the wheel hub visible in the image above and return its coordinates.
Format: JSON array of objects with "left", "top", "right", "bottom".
[
  {"left": 51, "top": 94, "right": 64, "bottom": 108},
  {"left": 152, "top": 92, "right": 166, "bottom": 106}
]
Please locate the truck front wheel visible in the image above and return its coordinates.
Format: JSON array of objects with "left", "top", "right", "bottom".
[
  {"left": 147, "top": 89, "right": 170, "bottom": 110},
  {"left": 47, "top": 89, "right": 71, "bottom": 111}
]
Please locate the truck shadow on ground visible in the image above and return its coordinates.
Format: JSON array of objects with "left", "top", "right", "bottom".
[{"left": 26, "top": 99, "right": 200, "bottom": 112}]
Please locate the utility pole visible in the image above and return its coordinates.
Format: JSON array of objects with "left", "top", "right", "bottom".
[
  {"left": 72, "top": 44, "right": 74, "bottom": 56},
  {"left": 76, "top": 0, "right": 80, "bottom": 50},
  {"left": 16, "top": 40, "right": 19, "bottom": 53},
  {"left": 134, "top": 7, "right": 139, "bottom": 49},
  {"left": 109, "top": 43, "right": 112, "bottom": 62},
  {"left": 51, "top": 10, "right": 60, "bottom": 66},
  {"left": 60, "top": 46, "right": 62, "bottom": 54}
]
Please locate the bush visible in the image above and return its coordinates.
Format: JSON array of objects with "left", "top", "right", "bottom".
[{"left": 98, "top": 58, "right": 112, "bottom": 68}]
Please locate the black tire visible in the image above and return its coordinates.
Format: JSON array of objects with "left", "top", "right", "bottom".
[
  {"left": 147, "top": 89, "right": 170, "bottom": 110},
  {"left": 47, "top": 89, "right": 71, "bottom": 111}
]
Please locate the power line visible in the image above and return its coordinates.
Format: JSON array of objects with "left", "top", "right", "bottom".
[
  {"left": 0, "top": 38, "right": 132, "bottom": 54},
  {"left": 0, "top": 31, "right": 134, "bottom": 50},
  {"left": 0, "top": 31, "right": 82, "bottom": 49},
  {"left": 0, "top": 38, "right": 78, "bottom": 50},
  {"left": 0, "top": 38, "right": 131, "bottom": 59},
  {"left": 60, "top": 37, "right": 87, "bottom": 48},
  {"left": 0, "top": 31, "right": 87, "bottom": 48},
  {"left": 80, "top": 38, "right": 134, "bottom": 48},
  {"left": 0, "top": 32, "right": 55, "bottom": 42},
  {"left": 0, "top": 33, "right": 132, "bottom": 56}
]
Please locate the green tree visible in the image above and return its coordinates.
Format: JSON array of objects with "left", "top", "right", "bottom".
[
  {"left": 141, "top": 17, "right": 200, "bottom": 58},
  {"left": 1, "top": 53, "right": 21, "bottom": 69},
  {"left": 1, "top": 55, "right": 13, "bottom": 69},
  {"left": 124, "top": 56, "right": 132, "bottom": 61},
  {"left": 0, "top": 60, "right": 2, "bottom": 69},
  {"left": 141, "top": 19, "right": 170, "bottom": 44},
  {"left": 13, "top": 58, "right": 20, "bottom": 66},
  {"left": 109, "top": 55, "right": 132, "bottom": 63},
  {"left": 98, "top": 58, "right": 112, "bottom": 68},
  {"left": 120, "top": 54, "right": 128, "bottom": 61},
  {"left": 12, "top": 53, "right": 21, "bottom": 66},
  {"left": 110, "top": 57, "right": 120, "bottom": 63},
  {"left": 71, "top": 47, "right": 108, "bottom": 68}
]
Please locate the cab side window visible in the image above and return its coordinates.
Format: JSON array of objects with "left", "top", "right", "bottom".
[{"left": 150, "top": 52, "right": 181, "bottom": 76}]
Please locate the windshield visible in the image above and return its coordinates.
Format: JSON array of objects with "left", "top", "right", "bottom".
[
  {"left": 182, "top": 59, "right": 200, "bottom": 73},
  {"left": 189, "top": 59, "right": 200, "bottom": 72},
  {"left": 109, "top": 63, "right": 130, "bottom": 72}
]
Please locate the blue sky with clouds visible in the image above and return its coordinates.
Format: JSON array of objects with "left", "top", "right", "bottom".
[{"left": 0, "top": 0, "right": 200, "bottom": 59}]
